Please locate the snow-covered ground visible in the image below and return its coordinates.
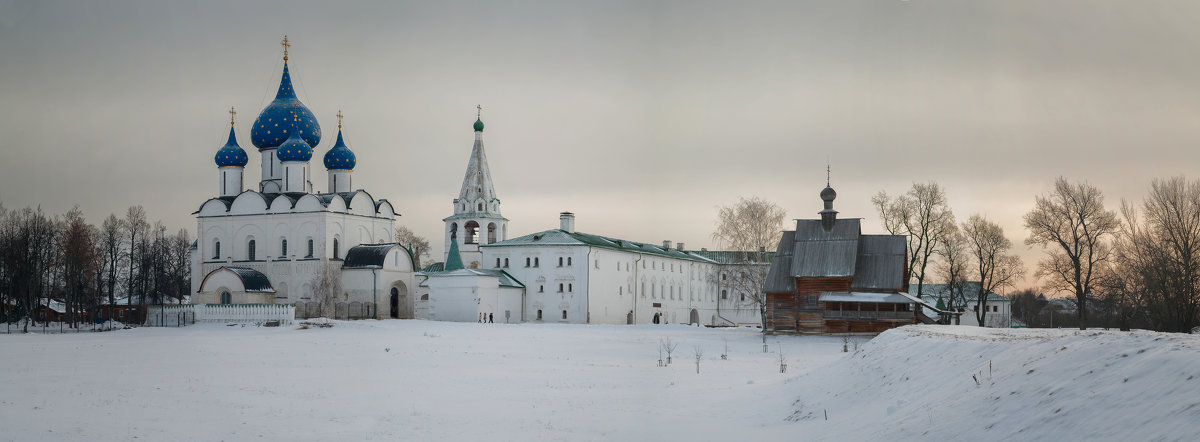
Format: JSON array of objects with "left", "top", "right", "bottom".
[{"left": 0, "top": 321, "right": 1197, "bottom": 441}]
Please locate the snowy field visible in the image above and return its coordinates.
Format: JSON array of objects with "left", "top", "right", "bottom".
[{"left": 1, "top": 321, "right": 1197, "bottom": 441}]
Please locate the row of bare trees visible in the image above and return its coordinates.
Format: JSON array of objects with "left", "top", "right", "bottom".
[
  {"left": 0, "top": 203, "right": 190, "bottom": 331},
  {"left": 873, "top": 176, "right": 1200, "bottom": 333},
  {"left": 874, "top": 183, "right": 1024, "bottom": 326}
]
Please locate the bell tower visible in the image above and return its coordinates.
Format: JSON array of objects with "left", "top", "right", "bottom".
[{"left": 442, "top": 106, "right": 508, "bottom": 268}]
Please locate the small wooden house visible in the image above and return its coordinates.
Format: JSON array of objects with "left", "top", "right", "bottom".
[{"left": 764, "top": 185, "right": 938, "bottom": 334}]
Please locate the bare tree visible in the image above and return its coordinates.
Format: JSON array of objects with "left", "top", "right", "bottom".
[
  {"left": 962, "top": 215, "right": 1024, "bottom": 327},
  {"left": 310, "top": 262, "right": 343, "bottom": 319},
  {"left": 124, "top": 206, "right": 148, "bottom": 307},
  {"left": 659, "top": 337, "right": 678, "bottom": 365},
  {"left": 394, "top": 226, "right": 431, "bottom": 269},
  {"left": 873, "top": 182, "right": 957, "bottom": 298},
  {"left": 99, "top": 214, "right": 126, "bottom": 306},
  {"left": 711, "top": 196, "right": 786, "bottom": 327},
  {"left": 934, "top": 228, "right": 971, "bottom": 322},
  {"left": 1024, "top": 178, "right": 1119, "bottom": 329},
  {"left": 1110, "top": 178, "right": 1200, "bottom": 332},
  {"left": 59, "top": 207, "right": 101, "bottom": 327}
]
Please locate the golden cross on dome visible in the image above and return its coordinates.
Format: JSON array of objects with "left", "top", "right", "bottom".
[
  {"left": 337, "top": 110, "right": 343, "bottom": 130},
  {"left": 476, "top": 104, "right": 481, "bottom": 118},
  {"left": 281, "top": 35, "right": 290, "bottom": 61},
  {"left": 229, "top": 106, "right": 236, "bottom": 127}
]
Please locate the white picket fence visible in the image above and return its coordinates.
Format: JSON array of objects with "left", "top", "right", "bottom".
[{"left": 145, "top": 304, "right": 294, "bottom": 326}]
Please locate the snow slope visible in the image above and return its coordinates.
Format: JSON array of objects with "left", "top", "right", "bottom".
[
  {"left": 0, "top": 322, "right": 1197, "bottom": 441},
  {"left": 787, "top": 325, "right": 1200, "bottom": 441}
]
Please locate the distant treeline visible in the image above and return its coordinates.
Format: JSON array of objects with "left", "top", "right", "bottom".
[{"left": 0, "top": 204, "right": 190, "bottom": 332}]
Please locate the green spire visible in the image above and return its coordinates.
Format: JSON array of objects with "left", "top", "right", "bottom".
[
  {"left": 473, "top": 117, "right": 484, "bottom": 132},
  {"left": 935, "top": 297, "right": 946, "bottom": 310},
  {"left": 445, "top": 238, "right": 464, "bottom": 271}
]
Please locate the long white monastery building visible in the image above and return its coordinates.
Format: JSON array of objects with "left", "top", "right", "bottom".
[{"left": 417, "top": 116, "right": 761, "bottom": 326}]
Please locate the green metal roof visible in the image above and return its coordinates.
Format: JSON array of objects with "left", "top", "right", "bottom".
[
  {"left": 421, "top": 262, "right": 445, "bottom": 272},
  {"left": 689, "top": 250, "right": 775, "bottom": 265},
  {"left": 418, "top": 268, "right": 525, "bottom": 288},
  {"left": 442, "top": 212, "right": 508, "bottom": 221},
  {"left": 445, "top": 239, "right": 464, "bottom": 271},
  {"left": 482, "top": 229, "right": 719, "bottom": 264},
  {"left": 916, "top": 283, "right": 1010, "bottom": 306}
]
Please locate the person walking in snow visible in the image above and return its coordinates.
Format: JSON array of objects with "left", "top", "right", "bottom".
[
  {"left": 488, "top": 313, "right": 493, "bottom": 323},
  {"left": 653, "top": 313, "right": 660, "bottom": 324}
]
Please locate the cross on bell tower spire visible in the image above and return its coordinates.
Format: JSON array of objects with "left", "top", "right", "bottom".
[
  {"left": 337, "top": 110, "right": 343, "bottom": 130},
  {"left": 229, "top": 106, "right": 236, "bottom": 127},
  {"left": 476, "top": 104, "right": 481, "bottom": 118},
  {"left": 281, "top": 35, "right": 290, "bottom": 61}
]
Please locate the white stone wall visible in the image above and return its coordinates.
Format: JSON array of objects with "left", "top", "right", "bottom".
[
  {"left": 194, "top": 190, "right": 397, "bottom": 306},
  {"left": 424, "top": 273, "right": 520, "bottom": 323},
  {"left": 481, "top": 244, "right": 743, "bottom": 326}
]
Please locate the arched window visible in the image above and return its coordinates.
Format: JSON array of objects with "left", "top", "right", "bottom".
[
  {"left": 525, "top": 257, "right": 530, "bottom": 267},
  {"left": 220, "top": 291, "right": 231, "bottom": 304},
  {"left": 562, "top": 310, "right": 567, "bottom": 320},
  {"left": 280, "top": 239, "right": 287, "bottom": 258},
  {"left": 464, "top": 221, "right": 479, "bottom": 244},
  {"left": 537, "top": 309, "right": 543, "bottom": 320},
  {"left": 487, "top": 223, "right": 496, "bottom": 243},
  {"left": 721, "top": 289, "right": 727, "bottom": 300},
  {"left": 558, "top": 283, "right": 564, "bottom": 293},
  {"left": 504, "top": 258, "right": 509, "bottom": 268},
  {"left": 478, "top": 203, "right": 483, "bottom": 211},
  {"left": 740, "top": 293, "right": 746, "bottom": 302},
  {"left": 247, "top": 239, "right": 256, "bottom": 261},
  {"left": 332, "top": 239, "right": 339, "bottom": 259},
  {"left": 449, "top": 222, "right": 458, "bottom": 239},
  {"left": 496, "top": 258, "right": 501, "bottom": 268},
  {"left": 213, "top": 241, "right": 220, "bottom": 260},
  {"left": 307, "top": 238, "right": 314, "bottom": 258},
  {"left": 567, "top": 257, "right": 572, "bottom": 266},
  {"left": 558, "top": 257, "right": 563, "bottom": 267},
  {"left": 534, "top": 257, "right": 539, "bottom": 267}
]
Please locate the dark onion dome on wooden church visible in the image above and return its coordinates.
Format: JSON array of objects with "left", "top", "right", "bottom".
[
  {"left": 250, "top": 37, "right": 321, "bottom": 150},
  {"left": 275, "top": 121, "right": 313, "bottom": 162},
  {"left": 473, "top": 117, "right": 484, "bottom": 132},
  {"left": 323, "top": 127, "right": 356, "bottom": 170},
  {"left": 214, "top": 124, "right": 248, "bottom": 168}
]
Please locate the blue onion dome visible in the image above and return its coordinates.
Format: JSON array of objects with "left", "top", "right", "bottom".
[
  {"left": 276, "top": 122, "right": 313, "bottom": 162},
  {"left": 473, "top": 117, "right": 484, "bottom": 132},
  {"left": 323, "top": 129, "right": 356, "bottom": 170},
  {"left": 214, "top": 125, "right": 248, "bottom": 167},
  {"left": 250, "top": 62, "right": 321, "bottom": 150}
]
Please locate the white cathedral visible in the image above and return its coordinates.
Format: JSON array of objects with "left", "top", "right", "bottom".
[
  {"left": 190, "top": 40, "right": 416, "bottom": 319},
  {"left": 189, "top": 39, "right": 762, "bottom": 327}
]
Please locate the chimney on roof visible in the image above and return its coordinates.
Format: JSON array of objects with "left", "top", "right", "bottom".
[
  {"left": 676, "top": 242, "right": 685, "bottom": 251},
  {"left": 560, "top": 212, "right": 575, "bottom": 233},
  {"left": 663, "top": 240, "right": 672, "bottom": 249}
]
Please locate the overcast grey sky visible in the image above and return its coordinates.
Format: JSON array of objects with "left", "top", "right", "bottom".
[{"left": 2, "top": 1, "right": 1199, "bottom": 290}]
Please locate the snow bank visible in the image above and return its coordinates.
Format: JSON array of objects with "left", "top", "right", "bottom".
[
  {"left": 1, "top": 322, "right": 1196, "bottom": 441},
  {"left": 787, "top": 325, "right": 1200, "bottom": 441}
]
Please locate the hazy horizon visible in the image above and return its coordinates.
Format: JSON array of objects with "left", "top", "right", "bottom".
[{"left": 3, "top": 1, "right": 1199, "bottom": 293}]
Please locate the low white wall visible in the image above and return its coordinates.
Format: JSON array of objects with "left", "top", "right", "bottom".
[{"left": 145, "top": 304, "right": 294, "bottom": 325}]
